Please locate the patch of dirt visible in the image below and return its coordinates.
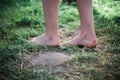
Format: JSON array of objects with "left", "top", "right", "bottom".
[
  {"left": 59, "top": 28, "right": 81, "bottom": 43},
  {"left": 23, "top": 51, "right": 73, "bottom": 73}
]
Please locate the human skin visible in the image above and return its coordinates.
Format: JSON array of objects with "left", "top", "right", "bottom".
[
  {"left": 29, "top": 0, "right": 98, "bottom": 48},
  {"left": 29, "top": 0, "right": 60, "bottom": 46}
]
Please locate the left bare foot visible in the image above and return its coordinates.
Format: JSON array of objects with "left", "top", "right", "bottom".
[{"left": 28, "top": 33, "right": 60, "bottom": 47}]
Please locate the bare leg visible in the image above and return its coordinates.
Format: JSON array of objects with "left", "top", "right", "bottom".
[
  {"left": 62, "top": 0, "right": 98, "bottom": 48},
  {"left": 29, "top": 0, "right": 60, "bottom": 46}
]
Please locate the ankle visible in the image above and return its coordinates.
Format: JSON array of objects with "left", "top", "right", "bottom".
[{"left": 45, "top": 33, "right": 60, "bottom": 41}]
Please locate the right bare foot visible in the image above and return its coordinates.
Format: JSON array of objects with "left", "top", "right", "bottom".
[
  {"left": 28, "top": 34, "right": 60, "bottom": 47},
  {"left": 61, "top": 31, "right": 98, "bottom": 48},
  {"left": 61, "top": 36, "right": 98, "bottom": 48}
]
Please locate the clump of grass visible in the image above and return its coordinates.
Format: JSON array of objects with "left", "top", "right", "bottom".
[
  {"left": 15, "top": 16, "right": 42, "bottom": 27},
  {"left": 59, "top": 4, "right": 79, "bottom": 24},
  {"left": 93, "top": 0, "right": 120, "bottom": 54},
  {"left": 113, "top": 16, "right": 120, "bottom": 26},
  {"left": 0, "top": 0, "right": 30, "bottom": 8}
]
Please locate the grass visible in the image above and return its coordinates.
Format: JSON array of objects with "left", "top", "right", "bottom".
[{"left": 0, "top": 0, "right": 120, "bottom": 80}]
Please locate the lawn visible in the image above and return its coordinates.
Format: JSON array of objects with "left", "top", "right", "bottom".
[{"left": 0, "top": 0, "right": 120, "bottom": 80}]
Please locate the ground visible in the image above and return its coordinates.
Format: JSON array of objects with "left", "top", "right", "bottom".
[{"left": 0, "top": 0, "right": 120, "bottom": 80}]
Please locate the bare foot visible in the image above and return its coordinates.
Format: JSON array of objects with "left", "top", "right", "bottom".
[
  {"left": 61, "top": 33, "right": 98, "bottom": 48},
  {"left": 28, "top": 34, "right": 60, "bottom": 46}
]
